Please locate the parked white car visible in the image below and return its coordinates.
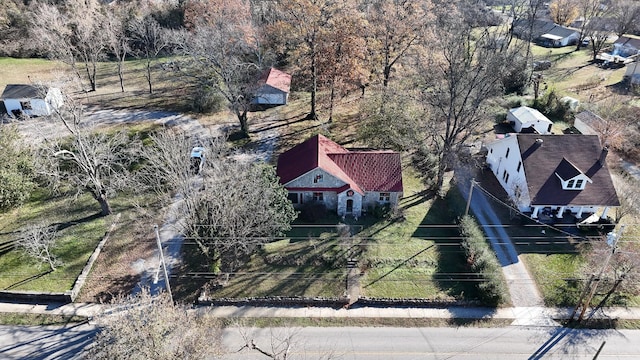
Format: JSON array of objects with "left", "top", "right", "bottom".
[{"left": 190, "top": 146, "right": 205, "bottom": 174}]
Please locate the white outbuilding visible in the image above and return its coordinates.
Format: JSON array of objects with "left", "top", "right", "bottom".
[
  {"left": 1, "top": 84, "right": 63, "bottom": 117},
  {"left": 252, "top": 68, "right": 291, "bottom": 106},
  {"left": 507, "top": 106, "right": 553, "bottom": 134}
]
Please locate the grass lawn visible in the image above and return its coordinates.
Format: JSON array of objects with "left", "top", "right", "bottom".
[
  {"left": 0, "top": 56, "right": 199, "bottom": 114},
  {"left": 0, "top": 192, "right": 107, "bottom": 292},
  {"left": 0, "top": 57, "right": 65, "bottom": 87},
  {"left": 176, "top": 166, "right": 485, "bottom": 303},
  {"left": 358, "top": 169, "right": 476, "bottom": 301},
  {"left": 528, "top": 44, "right": 628, "bottom": 102}
]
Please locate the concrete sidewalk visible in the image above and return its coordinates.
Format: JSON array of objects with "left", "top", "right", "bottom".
[{"left": 3, "top": 302, "right": 640, "bottom": 326}]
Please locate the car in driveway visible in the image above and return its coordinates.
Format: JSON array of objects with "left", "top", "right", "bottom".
[{"left": 190, "top": 146, "right": 205, "bottom": 174}]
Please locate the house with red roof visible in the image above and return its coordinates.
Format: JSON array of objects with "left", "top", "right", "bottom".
[
  {"left": 252, "top": 67, "right": 291, "bottom": 106},
  {"left": 276, "top": 135, "right": 403, "bottom": 217},
  {"left": 485, "top": 134, "right": 619, "bottom": 221}
]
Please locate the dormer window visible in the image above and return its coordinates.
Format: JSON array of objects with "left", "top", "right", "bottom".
[
  {"left": 555, "top": 157, "right": 591, "bottom": 190},
  {"left": 560, "top": 176, "right": 589, "bottom": 190},
  {"left": 313, "top": 174, "right": 323, "bottom": 183}
]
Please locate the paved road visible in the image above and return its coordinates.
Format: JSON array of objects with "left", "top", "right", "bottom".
[
  {"left": 222, "top": 326, "right": 640, "bottom": 359},
  {"left": 2, "top": 323, "right": 639, "bottom": 360},
  {"left": 0, "top": 324, "right": 96, "bottom": 360}
]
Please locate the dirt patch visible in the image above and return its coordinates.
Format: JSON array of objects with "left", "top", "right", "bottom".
[{"left": 76, "top": 210, "right": 156, "bottom": 303}]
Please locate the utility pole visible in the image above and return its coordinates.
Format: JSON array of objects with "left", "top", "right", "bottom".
[
  {"left": 465, "top": 179, "right": 476, "bottom": 216},
  {"left": 571, "top": 273, "right": 595, "bottom": 321},
  {"left": 154, "top": 224, "right": 173, "bottom": 304},
  {"left": 577, "top": 225, "right": 625, "bottom": 322}
]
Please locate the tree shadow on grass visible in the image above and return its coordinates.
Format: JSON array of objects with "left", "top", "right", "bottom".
[
  {"left": 364, "top": 245, "right": 435, "bottom": 289},
  {"left": 5, "top": 270, "right": 53, "bottom": 290},
  {"left": 412, "top": 187, "right": 478, "bottom": 301},
  {"left": 51, "top": 212, "right": 103, "bottom": 232}
]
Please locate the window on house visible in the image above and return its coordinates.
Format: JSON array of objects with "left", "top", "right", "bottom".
[
  {"left": 576, "top": 179, "right": 584, "bottom": 188},
  {"left": 287, "top": 193, "right": 299, "bottom": 204},
  {"left": 502, "top": 170, "right": 507, "bottom": 181},
  {"left": 567, "top": 179, "right": 575, "bottom": 188},
  {"left": 517, "top": 161, "right": 522, "bottom": 173},
  {"left": 379, "top": 192, "right": 390, "bottom": 202},
  {"left": 505, "top": 148, "right": 510, "bottom": 158},
  {"left": 490, "top": 148, "right": 493, "bottom": 154},
  {"left": 505, "top": 173, "right": 509, "bottom": 184},
  {"left": 20, "top": 101, "right": 32, "bottom": 110},
  {"left": 313, "top": 174, "right": 323, "bottom": 183},
  {"left": 313, "top": 192, "right": 324, "bottom": 202}
]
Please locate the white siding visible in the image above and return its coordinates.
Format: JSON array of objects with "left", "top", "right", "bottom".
[
  {"left": 485, "top": 136, "right": 531, "bottom": 211},
  {"left": 3, "top": 99, "right": 21, "bottom": 116}
]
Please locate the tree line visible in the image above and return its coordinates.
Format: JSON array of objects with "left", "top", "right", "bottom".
[{"left": 3, "top": 0, "right": 635, "bottom": 187}]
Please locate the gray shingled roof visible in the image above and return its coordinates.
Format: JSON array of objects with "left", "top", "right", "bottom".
[
  {"left": 555, "top": 158, "right": 584, "bottom": 180},
  {"left": 517, "top": 134, "right": 619, "bottom": 207},
  {"left": 1, "top": 84, "right": 47, "bottom": 100}
]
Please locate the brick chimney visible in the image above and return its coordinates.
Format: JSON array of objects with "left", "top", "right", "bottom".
[{"left": 599, "top": 146, "right": 609, "bottom": 166}]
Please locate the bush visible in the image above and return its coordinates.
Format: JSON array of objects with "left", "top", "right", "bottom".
[
  {"left": 0, "top": 125, "right": 34, "bottom": 211},
  {"left": 412, "top": 144, "right": 439, "bottom": 189},
  {"left": 459, "top": 215, "right": 507, "bottom": 306},
  {"left": 370, "top": 203, "right": 391, "bottom": 219},
  {"left": 192, "top": 87, "right": 226, "bottom": 113},
  {"left": 531, "top": 88, "right": 572, "bottom": 122},
  {"left": 299, "top": 201, "right": 327, "bottom": 222}
]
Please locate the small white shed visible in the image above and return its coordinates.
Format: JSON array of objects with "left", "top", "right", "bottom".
[
  {"left": 1, "top": 84, "right": 63, "bottom": 117},
  {"left": 507, "top": 106, "right": 553, "bottom": 134},
  {"left": 252, "top": 68, "right": 291, "bottom": 106}
]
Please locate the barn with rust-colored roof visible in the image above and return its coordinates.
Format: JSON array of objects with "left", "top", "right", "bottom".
[{"left": 276, "top": 134, "right": 403, "bottom": 217}]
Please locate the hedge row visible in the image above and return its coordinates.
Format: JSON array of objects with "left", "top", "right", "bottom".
[{"left": 459, "top": 215, "right": 507, "bottom": 307}]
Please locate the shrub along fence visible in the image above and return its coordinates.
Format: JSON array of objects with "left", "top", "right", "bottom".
[{"left": 459, "top": 215, "right": 508, "bottom": 307}]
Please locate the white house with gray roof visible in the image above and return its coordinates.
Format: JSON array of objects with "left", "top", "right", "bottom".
[
  {"left": 1, "top": 84, "right": 63, "bottom": 117},
  {"left": 485, "top": 134, "right": 619, "bottom": 220}
]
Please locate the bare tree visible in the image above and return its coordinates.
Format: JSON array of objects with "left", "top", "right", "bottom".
[
  {"left": 30, "top": 3, "right": 82, "bottom": 84},
  {"left": 611, "top": 173, "right": 640, "bottom": 223},
  {"left": 88, "top": 289, "right": 224, "bottom": 359},
  {"left": 363, "top": 0, "right": 431, "bottom": 87},
  {"left": 237, "top": 326, "right": 300, "bottom": 360},
  {"left": 587, "top": 98, "right": 636, "bottom": 149},
  {"left": 16, "top": 223, "right": 60, "bottom": 272},
  {"left": 580, "top": 232, "right": 640, "bottom": 308},
  {"left": 105, "top": 6, "right": 130, "bottom": 93},
  {"left": 138, "top": 128, "right": 296, "bottom": 272},
  {"left": 415, "top": 14, "right": 506, "bottom": 191},
  {"left": 317, "top": 0, "right": 368, "bottom": 122},
  {"left": 175, "top": 24, "right": 264, "bottom": 136},
  {"left": 130, "top": 14, "right": 169, "bottom": 94},
  {"left": 269, "top": 0, "right": 347, "bottom": 120},
  {"left": 549, "top": 0, "right": 579, "bottom": 25},
  {"left": 30, "top": 0, "right": 107, "bottom": 92},
  {"left": 612, "top": 0, "right": 640, "bottom": 37},
  {"left": 183, "top": 159, "right": 297, "bottom": 272},
  {"left": 586, "top": 19, "right": 612, "bottom": 61},
  {"left": 37, "top": 96, "right": 140, "bottom": 216},
  {"left": 575, "top": 0, "right": 610, "bottom": 51}
]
